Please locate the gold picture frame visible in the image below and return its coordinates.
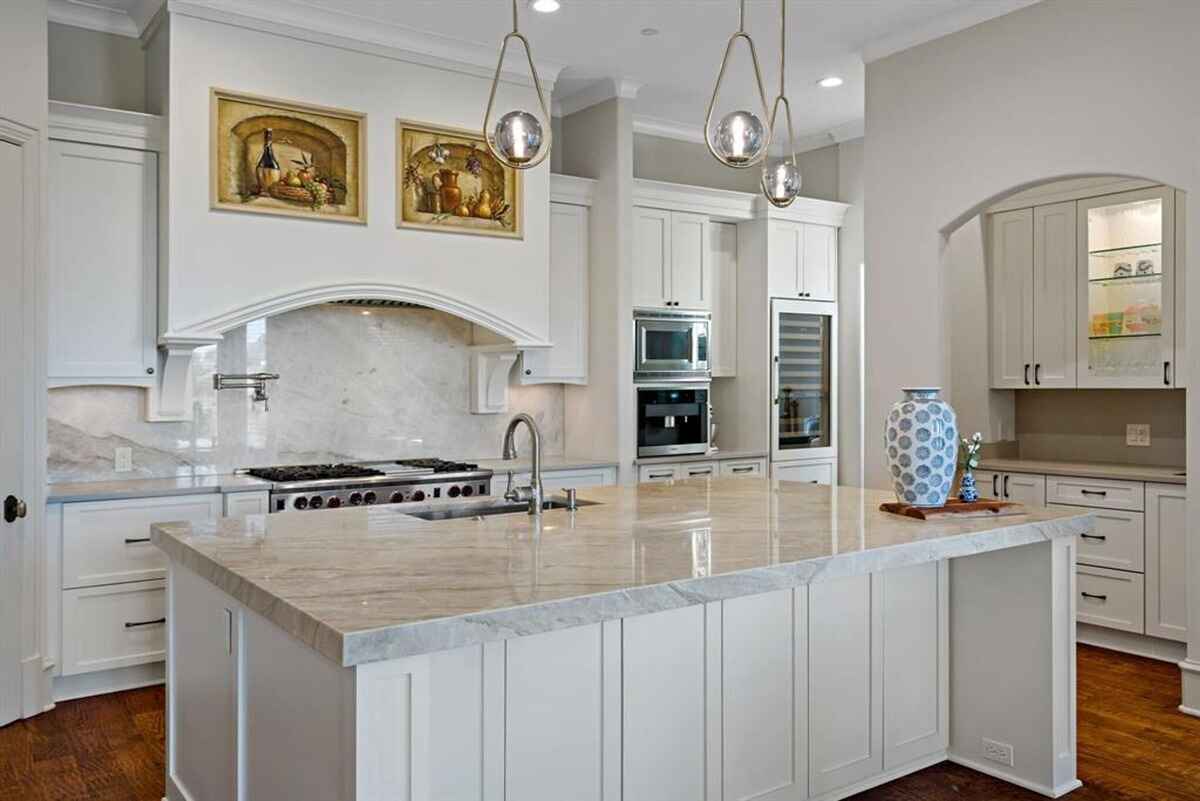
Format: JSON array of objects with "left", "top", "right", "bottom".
[
  {"left": 210, "top": 88, "right": 367, "bottom": 224},
  {"left": 396, "top": 119, "right": 522, "bottom": 239}
]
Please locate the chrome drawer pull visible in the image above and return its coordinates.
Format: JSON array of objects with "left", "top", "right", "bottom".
[
  {"left": 125, "top": 617, "right": 166, "bottom": 629},
  {"left": 1080, "top": 490, "right": 1107, "bottom": 497},
  {"left": 731, "top": 466, "right": 754, "bottom": 473},
  {"left": 1080, "top": 592, "right": 1107, "bottom": 602},
  {"left": 124, "top": 537, "right": 152, "bottom": 544},
  {"left": 1080, "top": 533, "right": 1107, "bottom": 541}
]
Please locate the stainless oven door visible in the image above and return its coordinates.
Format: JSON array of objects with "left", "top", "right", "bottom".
[
  {"left": 637, "top": 384, "right": 711, "bottom": 457},
  {"left": 635, "top": 317, "right": 709, "bottom": 377}
]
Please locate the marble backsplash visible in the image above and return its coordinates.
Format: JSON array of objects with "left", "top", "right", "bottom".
[{"left": 48, "top": 305, "right": 565, "bottom": 483}]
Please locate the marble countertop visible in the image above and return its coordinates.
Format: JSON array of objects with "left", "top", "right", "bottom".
[
  {"left": 634, "top": 448, "right": 768, "bottom": 466},
  {"left": 46, "top": 474, "right": 271, "bottom": 503},
  {"left": 152, "top": 478, "right": 1091, "bottom": 668},
  {"left": 977, "top": 458, "right": 1186, "bottom": 485}
]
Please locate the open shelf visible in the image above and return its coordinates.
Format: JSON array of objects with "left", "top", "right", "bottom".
[
  {"left": 1088, "top": 242, "right": 1161, "bottom": 256},
  {"left": 1088, "top": 332, "right": 1162, "bottom": 341},
  {"left": 1088, "top": 273, "right": 1162, "bottom": 286}
]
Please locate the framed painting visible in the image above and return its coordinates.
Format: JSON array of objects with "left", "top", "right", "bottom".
[
  {"left": 396, "top": 119, "right": 522, "bottom": 239},
  {"left": 211, "top": 88, "right": 367, "bottom": 223}
]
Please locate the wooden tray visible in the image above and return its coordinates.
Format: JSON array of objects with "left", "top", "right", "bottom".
[{"left": 879, "top": 499, "right": 1024, "bottom": 520}]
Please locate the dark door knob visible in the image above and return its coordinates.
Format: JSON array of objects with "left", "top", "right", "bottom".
[{"left": 4, "top": 495, "right": 27, "bottom": 524}]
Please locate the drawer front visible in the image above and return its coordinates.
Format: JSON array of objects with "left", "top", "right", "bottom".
[
  {"left": 63, "top": 495, "right": 222, "bottom": 589},
  {"left": 61, "top": 579, "right": 166, "bottom": 676},
  {"left": 639, "top": 463, "right": 681, "bottom": 483},
  {"left": 224, "top": 490, "right": 270, "bottom": 517},
  {"left": 1046, "top": 475, "right": 1144, "bottom": 511},
  {"left": 1054, "top": 505, "right": 1145, "bottom": 572},
  {"left": 719, "top": 458, "right": 766, "bottom": 478},
  {"left": 512, "top": 468, "right": 617, "bottom": 493},
  {"left": 1076, "top": 566, "right": 1144, "bottom": 634},
  {"left": 772, "top": 460, "right": 834, "bottom": 485},
  {"left": 679, "top": 461, "right": 718, "bottom": 479}
]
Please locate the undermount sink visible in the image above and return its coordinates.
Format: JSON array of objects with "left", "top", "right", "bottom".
[{"left": 405, "top": 497, "right": 599, "bottom": 521}]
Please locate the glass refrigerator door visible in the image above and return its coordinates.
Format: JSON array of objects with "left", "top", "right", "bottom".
[
  {"left": 1080, "top": 187, "right": 1175, "bottom": 386},
  {"left": 773, "top": 301, "right": 835, "bottom": 460}
]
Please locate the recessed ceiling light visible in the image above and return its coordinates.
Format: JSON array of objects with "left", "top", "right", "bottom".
[
  {"left": 640, "top": 27, "right": 660, "bottom": 36},
  {"left": 817, "top": 76, "right": 844, "bottom": 88},
  {"left": 529, "top": 0, "right": 560, "bottom": 12}
]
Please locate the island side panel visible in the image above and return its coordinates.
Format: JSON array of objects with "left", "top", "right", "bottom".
[{"left": 947, "top": 538, "right": 1079, "bottom": 796}]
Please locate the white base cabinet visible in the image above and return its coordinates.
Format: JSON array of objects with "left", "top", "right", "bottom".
[
  {"left": 1145, "top": 482, "right": 1188, "bottom": 642},
  {"left": 975, "top": 470, "right": 1046, "bottom": 506},
  {"left": 773, "top": 458, "right": 836, "bottom": 486}
]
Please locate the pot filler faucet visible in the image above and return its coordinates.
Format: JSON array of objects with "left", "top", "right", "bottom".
[{"left": 502, "top": 413, "right": 544, "bottom": 516}]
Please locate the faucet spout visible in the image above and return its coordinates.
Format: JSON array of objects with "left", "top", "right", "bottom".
[{"left": 501, "top": 413, "right": 544, "bottom": 515}]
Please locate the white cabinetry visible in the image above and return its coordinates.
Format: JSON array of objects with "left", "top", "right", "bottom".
[
  {"left": 522, "top": 176, "right": 594, "bottom": 385},
  {"left": 48, "top": 138, "right": 158, "bottom": 384},
  {"left": 773, "top": 458, "right": 835, "bottom": 485},
  {"left": 975, "top": 470, "right": 1046, "bottom": 505},
  {"left": 633, "top": 207, "right": 711, "bottom": 311},
  {"left": 636, "top": 456, "right": 767, "bottom": 484},
  {"left": 61, "top": 579, "right": 166, "bottom": 676},
  {"left": 224, "top": 490, "right": 270, "bottom": 517},
  {"left": 710, "top": 221, "right": 738, "bottom": 377},
  {"left": 989, "top": 209, "right": 1034, "bottom": 388},
  {"left": 1145, "top": 482, "right": 1188, "bottom": 642},
  {"left": 767, "top": 220, "right": 837, "bottom": 301}
]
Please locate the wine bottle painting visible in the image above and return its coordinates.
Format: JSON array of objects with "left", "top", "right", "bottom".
[{"left": 212, "top": 89, "right": 367, "bottom": 224}]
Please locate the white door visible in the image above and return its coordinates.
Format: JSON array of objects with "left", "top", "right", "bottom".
[
  {"left": 989, "top": 208, "right": 1034, "bottom": 388},
  {"left": 670, "top": 212, "right": 710, "bottom": 310},
  {"left": 1145, "top": 483, "right": 1188, "bottom": 642},
  {"left": 633, "top": 206, "right": 671, "bottom": 308},
  {"left": 710, "top": 221, "right": 738, "bottom": 377},
  {"left": 768, "top": 220, "right": 801, "bottom": 298},
  {"left": 0, "top": 139, "right": 29, "bottom": 726},
  {"left": 1032, "top": 201, "right": 1077, "bottom": 387},
  {"left": 801, "top": 223, "right": 837, "bottom": 301}
]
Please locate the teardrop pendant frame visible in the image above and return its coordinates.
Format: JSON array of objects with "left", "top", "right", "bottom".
[
  {"left": 483, "top": 0, "right": 553, "bottom": 170},
  {"left": 761, "top": 0, "right": 800, "bottom": 207},
  {"left": 703, "top": 0, "right": 773, "bottom": 169}
]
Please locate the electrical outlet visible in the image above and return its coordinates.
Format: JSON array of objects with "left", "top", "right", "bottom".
[
  {"left": 1126, "top": 423, "right": 1151, "bottom": 447},
  {"left": 114, "top": 447, "right": 133, "bottom": 473},
  {"left": 982, "top": 737, "right": 1014, "bottom": 767}
]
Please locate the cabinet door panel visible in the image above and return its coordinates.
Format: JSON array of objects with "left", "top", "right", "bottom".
[
  {"left": 1033, "top": 202, "right": 1077, "bottom": 387},
  {"left": 671, "top": 212, "right": 710, "bottom": 310},
  {"left": 809, "top": 573, "right": 882, "bottom": 795},
  {"left": 974, "top": 470, "right": 1003, "bottom": 500},
  {"left": 711, "top": 221, "right": 738, "bottom": 376},
  {"left": 1145, "top": 483, "right": 1188, "bottom": 641},
  {"left": 772, "top": 459, "right": 834, "bottom": 485},
  {"left": 623, "top": 605, "right": 706, "bottom": 801},
  {"left": 49, "top": 140, "right": 156, "bottom": 379},
  {"left": 634, "top": 207, "right": 671, "bottom": 308},
  {"left": 1003, "top": 473, "right": 1046, "bottom": 506},
  {"left": 990, "top": 208, "right": 1034, "bottom": 388},
  {"left": 768, "top": 220, "right": 801, "bottom": 298},
  {"left": 1173, "top": 190, "right": 1187, "bottom": 387},
  {"left": 524, "top": 203, "right": 588, "bottom": 383},
  {"left": 801, "top": 224, "right": 837, "bottom": 301},
  {"left": 883, "top": 562, "right": 947, "bottom": 769}
]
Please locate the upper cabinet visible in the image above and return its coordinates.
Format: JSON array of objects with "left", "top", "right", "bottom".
[
  {"left": 633, "top": 207, "right": 711, "bottom": 311},
  {"left": 710, "top": 222, "right": 738, "bottom": 378},
  {"left": 48, "top": 118, "right": 160, "bottom": 386},
  {"left": 767, "top": 220, "right": 837, "bottom": 301},
  {"left": 989, "top": 184, "right": 1185, "bottom": 389}
]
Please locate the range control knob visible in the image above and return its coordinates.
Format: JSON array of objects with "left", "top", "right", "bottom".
[
  {"left": 462, "top": 485, "right": 474, "bottom": 497},
  {"left": 349, "top": 492, "right": 363, "bottom": 506},
  {"left": 326, "top": 496, "right": 342, "bottom": 509},
  {"left": 390, "top": 491, "right": 405, "bottom": 504},
  {"left": 411, "top": 490, "right": 426, "bottom": 502},
  {"left": 448, "top": 486, "right": 461, "bottom": 498},
  {"left": 293, "top": 496, "right": 309, "bottom": 510},
  {"left": 363, "top": 491, "right": 377, "bottom": 505},
  {"left": 309, "top": 496, "right": 324, "bottom": 509}
]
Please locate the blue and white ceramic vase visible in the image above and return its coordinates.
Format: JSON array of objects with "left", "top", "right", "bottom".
[
  {"left": 884, "top": 388, "right": 959, "bottom": 507},
  {"left": 958, "top": 472, "right": 979, "bottom": 503}
]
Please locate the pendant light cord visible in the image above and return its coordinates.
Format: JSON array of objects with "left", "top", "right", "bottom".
[
  {"left": 739, "top": 0, "right": 746, "bottom": 32},
  {"left": 779, "top": 0, "right": 786, "bottom": 96},
  {"left": 511, "top": 0, "right": 519, "bottom": 33}
]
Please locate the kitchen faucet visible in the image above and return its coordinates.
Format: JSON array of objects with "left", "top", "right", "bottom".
[{"left": 502, "top": 413, "right": 544, "bottom": 516}]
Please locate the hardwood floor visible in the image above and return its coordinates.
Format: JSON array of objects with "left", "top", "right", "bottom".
[{"left": 0, "top": 645, "right": 1197, "bottom": 800}]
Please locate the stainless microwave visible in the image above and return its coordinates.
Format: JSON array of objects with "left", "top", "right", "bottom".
[{"left": 633, "top": 310, "right": 710, "bottom": 382}]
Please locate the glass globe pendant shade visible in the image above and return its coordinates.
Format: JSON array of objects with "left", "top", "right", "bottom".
[
  {"left": 493, "top": 110, "right": 544, "bottom": 167},
  {"left": 713, "top": 110, "right": 766, "bottom": 166},
  {"left": 762, "top": 158, "right": 802, "bottom": 207}
]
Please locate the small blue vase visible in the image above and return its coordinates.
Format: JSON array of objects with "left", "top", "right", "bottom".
[{"left": 959, "top": 471, "right": 979, "bottom": 503}]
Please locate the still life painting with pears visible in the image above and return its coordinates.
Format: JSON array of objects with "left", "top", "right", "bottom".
[
  {"left": 397, "top": 119, "right": 522, "bottom": 239},
  {"left": 211, "top": 88, "right": 366, "bottom": 223}
]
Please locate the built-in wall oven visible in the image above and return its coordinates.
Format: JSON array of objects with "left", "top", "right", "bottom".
[
  {"left": 633, "top": 309, "right": 710, "bottom": 382},
  {"left": 636, "top": 384, "right": 711, "bottom": 457}
]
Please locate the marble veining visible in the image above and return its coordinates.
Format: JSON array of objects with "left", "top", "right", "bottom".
[
  {"left": 151, "top": 478, "right": 1093, "bottom": 667},
  {"left": 48, "top": 305, "right": 565, "bottom": 482}
]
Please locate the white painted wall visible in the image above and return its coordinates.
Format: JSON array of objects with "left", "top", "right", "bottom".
[
  {"left": 48, "top": 22, "right": 146, "bottom": 113},
  {"left": 862, "top": 0, "right": 1200, "bottom": 704},
  {"left": 160, "top": 10, "right": 553, "bottom": 345},
  {"left": 836, "top": 138, "right": 865, "bottom": 485}
]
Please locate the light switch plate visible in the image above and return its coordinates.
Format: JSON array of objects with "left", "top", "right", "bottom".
[
  {"left": 1126, "top": 424, "right": 1151, "bottom": 447},
  {"left": 114, "top": 447, "right": 133, "bottom": 472}
]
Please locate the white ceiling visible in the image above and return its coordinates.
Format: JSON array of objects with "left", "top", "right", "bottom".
[{"left": 51, "top": 0, "right": 1039, "bottom": 146}]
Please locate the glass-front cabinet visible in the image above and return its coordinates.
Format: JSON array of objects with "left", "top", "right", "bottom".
[
  {"left": 1077, "top": 187, "right": 1176, "bottom": 387},
  {"left": 771, "top": 299, "right": 836, "bottom": 461}
]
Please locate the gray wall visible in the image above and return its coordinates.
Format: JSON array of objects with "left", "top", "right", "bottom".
[
  {"left": 836, "top": 138, "right": 864, "bottom": 485},
  {"left": 48, "top": 22, "right": 146, "bottom": 112},
  {"left": 632, "top": 132, "right": 840, "bottom": 200}
]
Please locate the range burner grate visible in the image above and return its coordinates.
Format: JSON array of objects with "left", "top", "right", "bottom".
[
  {"left": 244, "top": 463, "right": 385, "bottom": 483},
  {"left": 394, "top": 458, "right": 481, "bottom": 474}
]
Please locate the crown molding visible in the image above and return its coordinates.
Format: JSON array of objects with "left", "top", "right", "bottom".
[
  {"left": 634, "top": 113, "right": 863, "bottom": 155},
  {"left": 549, "top": 174, "right": 597, "bottom": 207},
  {"left": 556, "top": 77, "right": 642, "bottom": 118},
  {"left": 632, "top": 115, "right": 705, "bottom": 146},
  {"left": 49, "top": 100, "right": 165, "bottom": 150},
  {"left": 862, "top": 0, "right": 1042, "bottom": 63},
  {"left": 163, "top": 0, "right": 563, "bottom": 90},
  {"left": 48, "top": 0, "right": 140, "bottom": 37}
]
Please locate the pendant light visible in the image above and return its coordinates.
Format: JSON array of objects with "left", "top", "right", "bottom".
[
  {"left": 483, "top": 0, "right": 553, "bottom": 169},
  {"left": 762, "top": 0, "right": 802, "bottom": 207},
  {"left": 704, "top": 0, "right": 772, "bottom": 168}
]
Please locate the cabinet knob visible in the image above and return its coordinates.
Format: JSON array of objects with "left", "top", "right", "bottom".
[
  {"left": 146, "top": 367, "right": 155, "bottom": 375},
  {"left": 3, "top": 495, "right": 27, "bottom": 524},
  {"left": 524, "top": 369, "right": 532, "bottom": 376}
]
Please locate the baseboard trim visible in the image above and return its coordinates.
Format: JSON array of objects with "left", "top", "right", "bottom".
[
  {"left": 20, "top": 654, "right": 51, "bottom": 719},
  {"left": 1178, "top": 704, "right": 1200, "bottom": 718},
  {"left": 948, "top": 754, "right": 1081, "bottom": 798},
  {"left": 53, "top": 661, "right": 165, "bottom": 702},
  {"left": 811, "top": 752, "right": 946, "bottom": 801},
  {"left": 1077, "top": 623, "right": 1186, "bottom": 664}
]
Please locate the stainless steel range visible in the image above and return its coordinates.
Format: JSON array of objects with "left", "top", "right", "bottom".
[{"left": 241, "top": 459, "right": 495, "bottom": 513}]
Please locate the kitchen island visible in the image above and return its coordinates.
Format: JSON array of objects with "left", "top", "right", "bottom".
[{"left": 153, "top": 478, "right": 1091, "bottom": 801}]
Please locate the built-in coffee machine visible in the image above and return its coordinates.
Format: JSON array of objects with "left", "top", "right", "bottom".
[{"left": 635, "top": 384, "right": 711, "bottom": 457}]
